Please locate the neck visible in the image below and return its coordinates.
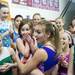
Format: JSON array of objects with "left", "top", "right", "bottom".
[{"left": 14, "top": 26, "right": 18, "bottom": 32}]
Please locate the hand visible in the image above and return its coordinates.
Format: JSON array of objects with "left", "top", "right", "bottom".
[
  {"left": 61, "top": 60, "right": 68, "bottom": 68},
  {"left": 4, "top": 63, "right": 14, "bottom": 68},
  {"left": 23, "top": 34, "right": 34, "bottom": 44},
  {"left": 0, "top": 64, "right": 10, "bottom": 72}
]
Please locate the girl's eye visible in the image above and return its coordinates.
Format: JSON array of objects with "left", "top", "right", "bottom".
[
  {"left": 21, "top": 28, "right": 25, "bottom": 31},
  {"left": 26, "top": 28, "right": 29, "bottom": 31},
  {"left": 3, "top": 12, "right": 9, "bottom": 14},
  {"left": 16, "top": 20, "right": 22, "bottom": 22},
  {"left": 21, "top": 28, "right": 30, "bottom": 31},
  {"left": 37, "top": 31, "right": 41, "bottom": 34}
]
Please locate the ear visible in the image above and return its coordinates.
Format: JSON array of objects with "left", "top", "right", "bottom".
[{"left": 47, "top": 32, "right": 51, "bottom": 38}]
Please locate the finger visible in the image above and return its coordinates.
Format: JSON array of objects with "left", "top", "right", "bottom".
[
  {"left": 0, "top": 69, "right": 6, "bottom": 72},
  {"left": 15, "top": 49, "right": 18, "bottom": 54}
]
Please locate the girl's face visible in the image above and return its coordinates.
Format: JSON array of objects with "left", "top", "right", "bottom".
[
  {"left": 0, "top": 7, "right": 9, "bottom": 19},
  {"left": 60, "top": 34, "right": 69, "bottom": 49},
  {"left": 33, "top": 15, "right": 41, "bottom": 25},
  {"left": 14, "top": 17, "right": 23, "bottom": 28},
  {"left": 21, "top": 24, "right": 31, "bottom": 36},
  {"left": 72, "top": 19, "right": 75, "bottom": 26},
  {"left": 33, "top": 25, "right": 47, "bottom": 43},
  {"left": 56, "top": 19, "right": 64, "bottom": 31}
]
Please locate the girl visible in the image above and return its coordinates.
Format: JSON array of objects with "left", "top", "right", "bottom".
[
  {"left": 16, "top": 21, "right": 43, "bottom": 75},
  {"left": 0, "top": 4, "right": 13, "bottom": 47},
  {"left": 32, "top": 13, "right": 42, "bottom": 26},
  {"left": 16, "top": 20, "right": 37, "bottom": 64},
  {"left": 55, "top": 18, "right": 64, "bottom": 34},
  {"left": 0, "top": 35, "right": 17, "bottom": 75},
  {"left": 15, "top": 21, "right": 61, "bottom": 75},
  {"left": 58, "top": 33, "right": 71, "bottom": 75},
  {"left": 68, "top": 17, "right": 75, "bottom": 75},
  {"left": 11, "top": 15, "right": 23, "bottom": 49},
  {"left": 13, "top": 15, "right": 23, "bottom": 43}
]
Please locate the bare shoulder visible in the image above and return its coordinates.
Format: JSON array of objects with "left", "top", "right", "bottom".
[
  {"left": 16, "top": 38, "right": 22, "bottom": 42},
  {"left": 9, "top": 47, "right": 15, "bottom": 55},
  {"left": 16, "top": 38, "right": 23, "bottom": 44},
  {"left": 34, "top": 48, "right": 48, "bottom": 62}
]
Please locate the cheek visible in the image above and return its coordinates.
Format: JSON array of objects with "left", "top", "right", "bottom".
[
  {"left": 36, "top": 34, "right": 43, "bottom": 40},
  {"left": 15, "top": 22, "right": 18, "bottom": 25},
  {"left": 21, "top": 31, "right": 31, "bottom": 35},
  {"left": 63, "top": 41, "right": 68, "bottom": 47},
  {"left": 39, "top": 35, "right": 45, "bottom": 41}
]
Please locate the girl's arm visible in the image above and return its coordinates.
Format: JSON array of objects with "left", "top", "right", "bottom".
[
  {"left": 16, "top": 38, "right": 30, "bottom": 58},
  {"left": 9, "top": 47, "right": 17, "bottom": 67},
  {"left": 23, "top": 35, "right": 38, "bottom": 54},
  {"left": 0, "top": 47, "right": 17, "bottom": 72},
  {"left": 29, "top": 36, "right": 38, "bottom": 54},
  {"left": 15, "top": 48, "right": 47, "bottom": 74},
  {"left": 67, "top": 46, "right": 74, "bottom": 75}
]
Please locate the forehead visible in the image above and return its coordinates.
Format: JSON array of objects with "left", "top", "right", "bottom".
[
  {"left": 33, "top": 15, "right": 41, "bottom": 18},
  {"left": 1, "top": 7, "right": 9, "bottom": 11},
  {"left": 22, "top": 24, "right": 30, "bottom": 28},
  {"left": 34, "top": 24, "right": 45, "bottom": 30},
  {"left": 15, "top": 17, "right": 23, "bottom": 20},
  {"left": 56, "top": 19, "right": 63, "bottom": 22},
  {"left": 60, "top": 33, "right": 68, "bottom": 39}
]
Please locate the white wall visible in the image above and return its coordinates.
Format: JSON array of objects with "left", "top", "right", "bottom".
[{"left": 8, "top": 0, "right": 69, "bottom": 20}]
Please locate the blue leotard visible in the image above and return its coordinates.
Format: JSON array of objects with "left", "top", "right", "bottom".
[
  {"left": 0, "top": 21, "right": 12, "bottom": 47},
  {"left": 39, "top": 46, "right": 59, "bottom": 72},
  {"left": 13, "top": 31, "right": 19, "bottom": 43}
]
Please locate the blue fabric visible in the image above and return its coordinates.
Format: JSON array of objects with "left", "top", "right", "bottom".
[
  {"left": 13, "top": 31, "right": 19, "bottom": 43},
  {"left": 18, "top": 52, "right": 24, "bottom": 60},
  {"left": 37, "top": 43, "right": 44, "bottom": 48},
  {"left": 41, "top": 47, "right": 59, "bottom": 72},
  {"left": 2, "top": 34, "right": 11, "bottom": 47},
  {"left": 0, "top": 29, "right": 11, "bottom": 47},
  {"left": 0, "top": 20, "right": 12, "bottom": 47}
]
